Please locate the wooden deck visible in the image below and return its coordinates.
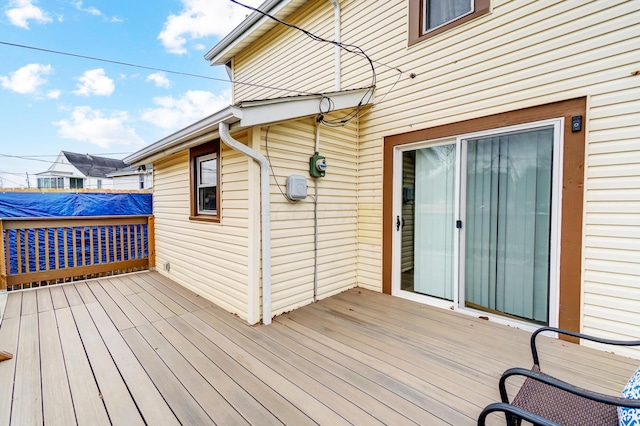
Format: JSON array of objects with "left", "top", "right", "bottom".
[{"left": 0, "top": 272, "right": 637, "bottom": 425}]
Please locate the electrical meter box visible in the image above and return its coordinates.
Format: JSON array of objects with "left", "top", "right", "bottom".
[
  {"left": 309, "top": 152, "right": 326, "bottom": 177},
  {"left": 286, "top": 174, "right": 308, "bottom": 201}
]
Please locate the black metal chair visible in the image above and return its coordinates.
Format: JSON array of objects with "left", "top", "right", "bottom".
[{"left": 478, "top": 326, "right": 640, "bottom": 426}]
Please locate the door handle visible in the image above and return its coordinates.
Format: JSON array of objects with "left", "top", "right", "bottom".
[{"left": 396, "top": 216, "right": 401, "bottom": 231}]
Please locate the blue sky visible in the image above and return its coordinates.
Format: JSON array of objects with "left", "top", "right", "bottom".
[{"left": 0, "top": 0, "right": 262, "bottom": 188}]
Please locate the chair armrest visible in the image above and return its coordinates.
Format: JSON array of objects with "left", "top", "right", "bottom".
[
  {"left": 478, "top": 402, "right": 560, "bottom": 426},
  {"left": 499, "top": 367, "right": 640, "bottom": 409},
  {"left": 531, "top": 326, "right": 640, "bottom": 366}
]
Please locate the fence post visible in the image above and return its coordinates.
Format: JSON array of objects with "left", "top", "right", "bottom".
[
  {"left": 0, "top": 220, "right": 6, "bottom": 291},
  {"left": 147, "top": 216, "right": 155, "bottom": 270}
]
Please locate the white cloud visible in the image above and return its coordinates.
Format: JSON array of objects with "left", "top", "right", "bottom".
[
  {"left": 158, "top": 0, "right": 263, "bottom": 54},
  {"left": 146, "top": 72, "right": 171, "bottom": 88},
  {"left": 54, "top": 106, "right": 144, "bottom": 148},
  {"left": 0, "top": 63, "right": 52, "bottom": 94},
  {"left": 141, "top": 90, "right": 230, "bottom": 130},
  {"left": 72, "top": 1, "right": 99, "bottom": 16},
  {"left": 5, "top": 0, "right": 52, "bottom": 29},
  {"left": 73, "top": 69, "right": 114, "bottom": 97},
  {"left": 72, "top": 1, "right": 121, "bottom": 22},
  {"left": 46, "top": 89, "right": 61, "bottom": 99}
]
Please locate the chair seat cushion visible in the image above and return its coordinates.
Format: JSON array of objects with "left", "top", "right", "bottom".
[
  {"left": 618, "top": 366, "right": 640, "bottom": 426},
  {"left": 512, "top": 366, "right": 618, "bottom": 426}
]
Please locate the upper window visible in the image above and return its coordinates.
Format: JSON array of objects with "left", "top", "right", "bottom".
[
  {"left": 408, "top": 0, "right": 490, "bottom": 45},
  {"left": 190, "top": 141, "right": 220, "bottom": 221},
  {"left": 424, "top": 0, "right": 472, "bottom": 32}
]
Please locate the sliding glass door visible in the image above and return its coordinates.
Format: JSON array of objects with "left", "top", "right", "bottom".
[
  {"left": 400, "top": 143, "right": 457, "bottom": 300},
  {"left": 396, "top": 122, "right": 559, "bottom": 325},
  {"left": 463, "top": 128, "right": 553, "bottom": 323}
]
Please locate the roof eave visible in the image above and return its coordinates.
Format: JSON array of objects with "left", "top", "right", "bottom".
[
  {"left": 124, "top": 88, "right": 372, "bottom": 166},
  {"left": 124, "top": 106, "right": 241, "bottom": 165},
  {"left": 204, "top": 0, "right": 303, "bottom": 66}
]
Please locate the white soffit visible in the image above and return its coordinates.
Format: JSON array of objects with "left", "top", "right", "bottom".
[
  {"left": 204, "top": 0, "right": 306, "bottom": 66},
  {"left": 237, "top": 88, "right": 372, "bottom": 127},
  {"left": 124, "top": 88, "right": 372, "bottom": 166}
]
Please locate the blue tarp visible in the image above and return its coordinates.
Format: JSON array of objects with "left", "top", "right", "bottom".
[
  {"left": 0, "top": 192, "right": 152, "bottom": 218},
  {"left": 1, "top": 192, "right": 152, "bottom": 275}
]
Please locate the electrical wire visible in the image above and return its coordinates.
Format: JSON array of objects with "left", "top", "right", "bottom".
[
  {"left": 229, "top": 0, "right": 381, "bottom": 127},
  {"left": 0, "top": 151, "right": 140, "bottom": 167},
  {"left": 0, "top": 40, "right": 319, "bottom": 96},
  {"left": 264, "top": 126, "right": 297, "bottom": 203}
]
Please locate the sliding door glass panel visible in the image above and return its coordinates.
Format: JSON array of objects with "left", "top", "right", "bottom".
[
  {"left": 403, "top": 144, "right": 456, "bottom": 300},
  {"left": 464, "top": 128, "right": 553, "bottom": 323}
]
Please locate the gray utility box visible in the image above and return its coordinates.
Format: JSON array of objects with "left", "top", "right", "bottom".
[{"left": 286, "top": 174, "right": 308, "bottom": 201}]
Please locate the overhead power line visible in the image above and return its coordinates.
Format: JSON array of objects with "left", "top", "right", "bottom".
[{"left": 0, "top": 40, "right": 317, "bottom": 96}]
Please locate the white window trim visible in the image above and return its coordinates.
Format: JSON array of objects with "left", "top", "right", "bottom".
[
  {"left": 422, "top": 0, "right": 474, "bottom": 34},
  {"left": 196, "top": 153, "right": 217, "bottom": 215},
  {"left": 392, "top": 118, "right": 564, "bottom": 331}
]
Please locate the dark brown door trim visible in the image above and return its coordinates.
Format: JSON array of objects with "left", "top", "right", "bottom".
[{"left": 382, "top": 98, "right": 586, "bottom": 333}]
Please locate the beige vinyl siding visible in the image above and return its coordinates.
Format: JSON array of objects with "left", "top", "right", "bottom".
[
  {"left": 226, "top": 0, "right": 640, "bottom": 349},
  {"left": 233, "top": 0, "right": 335, "bottom": 102},
  {"left": 153, "top": 136, "right": 253, "bottom": 321},
  {"left": 264, "top": 115, "right": 358, "bottom": 316},
  {"left": 340, "top": 0, "right": 640, "bottom": 352}
]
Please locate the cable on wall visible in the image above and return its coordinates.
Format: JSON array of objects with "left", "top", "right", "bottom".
[
  {"left": 229, "top": 0, "right": 392, "bottom": 127},
  {"left": 264, "top": 126, "right": 298, "bottom": 203}
]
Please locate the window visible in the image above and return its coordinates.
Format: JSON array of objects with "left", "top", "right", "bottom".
[
  {"left": 97, "top": 179, "right": 102, "bottom": 189},
  {"left": 37, "top": 177, "right": 64, "bottom": 189},
  {"left": 139, "top": 174, "right": 145, "bottom": 189},
  {"left": 70, "top": 178, "right": 84, "bottom": 189},
  {"left": 408, "top": 0, "right": 490, "bottom": 45},
  {"left": 190, "top": 141, "right": 220, "bottom": 221}
]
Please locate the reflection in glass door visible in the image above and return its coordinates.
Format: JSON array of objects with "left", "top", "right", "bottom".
[
  {"left": 400, "top": 143, "right": 456, "bottom": 300},
  {"left": 463, "top": 128, "right": 553, "bottom": 323},
  {"left": 396, "top": 123, "right": 558, "bottom": 326}
]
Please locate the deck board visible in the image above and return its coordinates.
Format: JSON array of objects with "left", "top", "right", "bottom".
[
  {"left": 36, "top": 288, "right": 53, "bottom": 313},
  {"left": 121, "top": 327, "right": 215, "bottom": 425},
  {"left": 84, "top": 302, "right": 180, "bottom": 425},
  {"left": 152, "top": 319, "right": 282, "bottom": 425},
  {"left": 185, "top": 311, "right": 351, "bottom": 425},
  {"left": 49, "top": 285, "right": 68, "bottom": 310},
  {"left": 11, "top": 313, "right": 42, "bottom": 426},
  {"left": 97, "top": 278, "right": 149, "bottom": 327},
  {"left": 55, "top": 307, "right": 110, "bottom": 426},
  {"left": 38, "top": 310, "right": 76, "bottom": 426},
  {"left": 62, "top": 284, "right": 84, "bottom": 307},
  {"left": 20, "top": 291, "right": 37, "bottom": 316},
  {"left": 137, "top": 322, "right": 249, "bottom": 425},
  {"left": 1, "top": 272, "right": 637, "bottom": 426},
  {"left": 167, "top": 315, "right": 313, "bottom": 425},
  {"left": 3, "top": 292, "right": 21, "bottom": 319},
  {"left": 71, "top": 303, "right": 144, "bottom": 426},
  {"left": 206, "top": 304, "right": 429, "bottom": 425},
  {"left": 0, "top": 317, "right": 20, "bottom": 426},
  {"left": 194, "top": 308, "right": 387, "bottom": 425}
]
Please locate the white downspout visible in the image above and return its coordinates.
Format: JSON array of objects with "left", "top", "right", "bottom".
[
  {"left": 219, "top": 122, "right": 272, "bottom": 325},
  {"left": 329, "top": 0, "right": 341, "bottom": 91}
]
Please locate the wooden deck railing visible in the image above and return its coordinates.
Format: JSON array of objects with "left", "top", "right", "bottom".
[{"left": 0, "top": 216, "right": 155, "bottom": 291}]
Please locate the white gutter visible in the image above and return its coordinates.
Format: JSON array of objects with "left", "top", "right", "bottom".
[
  {"left": 328, "top": 0, "right": 341, "bottom": 91},
  {"left": 218, "top": 122, "right": 272, "bottom": 325}
]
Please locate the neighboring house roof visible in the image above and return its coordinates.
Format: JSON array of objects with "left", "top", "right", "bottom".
[
  {"left": 204, "top": 0, "right": 303, "bottom": 65},
  {"left": 125, "top": 88, "right": 372, "bottom": 166},
  {"left": 62, "top": 151, "right": 127, "bottom": 178},
  {"left": 106, "top": 164, "right": 153, "bottom": 178}
]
